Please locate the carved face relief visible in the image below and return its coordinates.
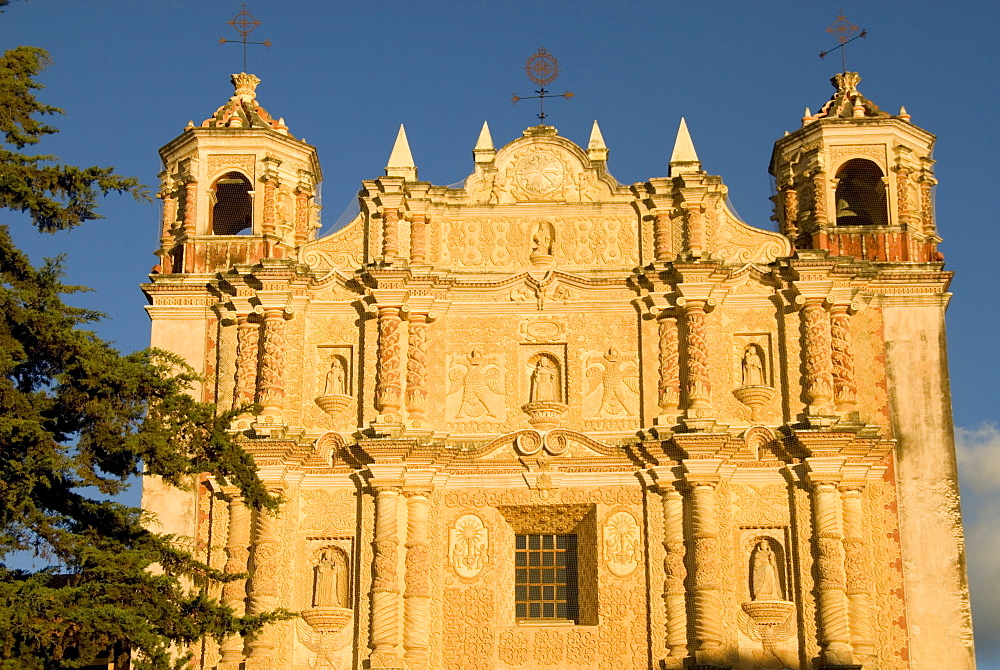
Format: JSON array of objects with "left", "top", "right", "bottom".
[{"left": 514, "top": 149, "right": 566, "bottom": 197}]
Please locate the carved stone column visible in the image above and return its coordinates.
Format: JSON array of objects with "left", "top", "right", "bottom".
[
  {"left": 258, "top": 307, "right": 288, "bottom": 422},
  {"left": 245, "top": 503, "right": 283, "bottom": 667},
  {"left": 894, "top": 168, "right": 912, "bottom": 225},
  {"left": 829, "top": 303, "right": 857, "bottom": 413},
  {"left": 654, "top": 209, "right": 672, "bottom": 261},
  {"left": 405, "top": 312, "right": 429, "bottom": 424},
  {"left": 805, "top": 465, "right": 853, "bottom": 666},
  {"left": 158, "top": 185, "right": 178, "bottom": 251},
  {"left": 382, "top": 208, "right": 400, "bottom": 259},
  {"left": 682, "top": 202, "right": 705, "bottom": 258},
  {"left": 655, "top": 309, "right": 680, "bottom": 424},
  {"left": 219, "top": 492, "right": 251, "bottom": 669},
  {"left": 811, "top": 171, "right": 828, "bottom": 228},
  {"left": 232, "top": 314, "right": 261, "bottom": 411},
  {"left": 294, "top": 186, "right": 311, "bottom": 245},
  {"left": 782, "top": 186, "right": 799, "bottom": 241},
  {"left": 660, "top": 483, "right": 687, "bottom": 666},
  {"left": 261, "top": 176, "right": 278, "bottom": 237},
  {"left": 402, "top": 488, "right": 432, "bottom": 666},
  {"left": 799, "top": 296, "right": 834, "bottom": 417},
  {"left": 183, "top": 178, "right": 197, "bottom": 236},
  {"left": 840, "top": 482, "right": 875, "bottom": 664},
  {"left": 215, "top": 308, "right": 238, "bottom": 410},
  {"left": 409, "top": 213, "right": 428, "bottom": 264},
  {"left": 679, "top": 298, "right": 713, "bottom": 422},
  {"left": 370, "top": 482, "right": 402, "bottom": 660},
  {"left": 375, "top": 306, "right": 403, "bottom": 422},
  {"left": 685, "top": 475, "right": 724, "bottom": 666},
  {"left": 919, "top": 179, "right": 935, "bottom": 236}
]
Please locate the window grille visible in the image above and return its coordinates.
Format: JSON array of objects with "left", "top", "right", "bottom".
[{"left": 514, "top": 534, "right": 578, "bottom": 621}]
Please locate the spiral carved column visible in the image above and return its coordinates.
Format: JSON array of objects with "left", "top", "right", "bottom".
[
  {"left": 375, "top": 307, "right": 403, "bottom": 421},
  {"left": 405, "top": 313, "right": 429, "bottom": 424},
  {"left": 409, "top": 213, "right": 428, "bottom": 264},
  {"left": 261, "top": 176, "right": 277, "bottom": 237},
  {"left": 403, "top": 489, "right": 431, "bottom": 665},
  {"left": 219, "top": 493, "right": 251, "bottom": 669},
  {"left": 660, "top": 484, "right": 687, "bottom": 665},
  {"left": 232, "top": 314, "right": 261, "bottom": 412},
  {"left": 808, "top": 476, "right": 854, "bottom": 666},
  {"left": 654, "top": 209, "right": 672, "bottom": 261},
  {"left": 382, "top": 208, "right": 400, "bottom": 259},
  {"left": 800, "top": 297, "right": 834, "bottom": 417},
  {"left": 294, "top": 187, "right": 311, "bottom": 245},
  {"left": 679, "top": 298, "right": 712, "bottom": 419},
  {"left": 920, "top": 179, "right": 935, "bottom": 237},
  {"left": 829, "top": 303, "right": 857, "bottom": 412},
  {"left": 370, "top": 483, "right": 401, "bottom": 658},
  {"left": 811, "top": 171, "right": 828, "bottom": 228},
  {"left": 258, "top": 307, "right": 287, "bottom": 421},
  {"left": 682, "top": 202, "right": 705, "bottom": 258},
  {"left": 841, "top": 483, "right": 875, "bottom": 663},
  {"left": 245, "top": 503, "right": 282, "bottom": 667},
  {"left": 656, "top": 310, "right": 680, "bottom": 423},
  {"left": 782, "top": 186, "right": 799, "bottom": 241},
  {"left": 158, "top": 189, "right": 177, "bottom": 252},
  {"left": 687, "top": 480, "right": 724, "bottom": 664},
  {"left": 183, "top": 178, "right": 197, "bottom": 236}
]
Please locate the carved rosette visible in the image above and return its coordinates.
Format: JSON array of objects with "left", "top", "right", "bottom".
[
  {"left": 375, "top": 307, "right": 402, "bottom": 420},
  {"left": 258, "top": 308, "right": 287, "bottom": 420},
  {"left": 656, "top": 311, "right": 680, "bottom": 421},
  {"left": 405, "top": 314, "right": 429, "bottom": 424},
  {"left": 233, "top": 315, "right": 261, "bottom": 411},
  {"left": 688, "top": 481, "right": 724, "bottom": 662},
  {"left": 800, "top": 298, "right": 834, "bottom": 415},
  {"left": 829, "top": 304, "right": 857, "bottom": 411},
  {"left": 381, "top": 208, "right": 399, "bottom": 259},
  {"left": 403, "top": 489, "right": 432, "bottom": 664},
  {"left": 809, "top": 478, "right": 853, "bottom": 665},
  {"left": 370, "top": 484, "right": 401, "bottom": 656},
  {"left": 680, "top": 299, "right": 712, "bottom": 417}
]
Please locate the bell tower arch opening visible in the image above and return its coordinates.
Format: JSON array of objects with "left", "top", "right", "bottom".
[
  {"left": 211, "top": 171, "right": 253, "bottom": 235},
  {"left": 834, "top": 158, "right": 888, "bottom": 227}
]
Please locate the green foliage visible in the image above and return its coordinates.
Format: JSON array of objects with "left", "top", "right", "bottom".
[{"left": 0, "top": 46, "right": 288, "bottom": 669}]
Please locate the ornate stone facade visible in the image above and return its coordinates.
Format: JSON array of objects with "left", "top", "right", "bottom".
[{"left": 141, "top": 72, "right": 975, "bottom": 670}]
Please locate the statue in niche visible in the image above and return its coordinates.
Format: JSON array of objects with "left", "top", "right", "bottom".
[
  {"left": 324, "top": 356, "right": 348, "bottom": 396},
  {"left": 313, "top": 548, "right": 348, "bottom": 608},
  {"left": 531, "top": 225, "right": 554, "bottom": 257},
  {"left": 529, "top": 357, "right": 560, "bottom": 402},
  {"left": 751, "top": 539, "right": 781, "bottom": 601},
  {"left": 741, "top": 345, "right": 766, "bottom": 387}
]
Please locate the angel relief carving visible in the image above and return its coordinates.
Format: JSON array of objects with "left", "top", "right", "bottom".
[
  {"left": 585, "top": 348, "right": 640, "bottom": 416},
  {"left": 448, "top": 349, "right": 506, "bottom": 420}
]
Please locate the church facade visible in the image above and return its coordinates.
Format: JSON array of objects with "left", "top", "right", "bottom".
[{"left": 141, "top": 71, "right": 975, "bottom": 670}]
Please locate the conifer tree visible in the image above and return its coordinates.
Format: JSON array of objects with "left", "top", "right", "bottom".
[{"left": 0, "top": 45, "right": 286, "bottom": 670}]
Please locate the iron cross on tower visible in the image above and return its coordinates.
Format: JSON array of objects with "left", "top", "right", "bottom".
[
  {"left": 219, "top": 3, "right": 271, "bottom": 72},
  {"left": 512, "top": 48, "right": 574, "bottom": 123},
  {"left": 819, "top": 10, "right": 867, "bottom": 72}
]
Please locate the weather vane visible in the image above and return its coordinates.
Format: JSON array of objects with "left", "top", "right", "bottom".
[
  {"left": 219, "top": 4, "right": 271, "bottom": 72},
  {"left": 819, "top": 10, "right": 867, "bottom": 72},
  {"left": 511, "top": 48, "right": 573, "bottom": 123}
]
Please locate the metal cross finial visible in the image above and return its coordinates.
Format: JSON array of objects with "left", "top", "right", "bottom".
[
  {"left": 511, "top": 48, "right": 574, "bottom": 123},
  {"left": 819, "top": 10, "right": 867, "bottom": 73},
  {"left": 219, "top": 3, "right": 271, "bottom": 72}
]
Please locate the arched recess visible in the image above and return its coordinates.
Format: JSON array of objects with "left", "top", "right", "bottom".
[
  {"left": 834, "top": 158, "right": 888, "bottom": 227},
  {"left": 211, "top": 171, "right": 253, "bottom": 235}
]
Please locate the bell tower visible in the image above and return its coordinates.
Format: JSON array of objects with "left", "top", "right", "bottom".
[
  {"left": 155, "top": 73, "right": 322, "bottom": 274},
  {"left": 770, "top": 72, "right": 939, "bottom": 262}
]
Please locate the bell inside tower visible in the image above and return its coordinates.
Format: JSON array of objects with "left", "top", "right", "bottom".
[
  {"left": 211, "top": 171, "right": 253, "bottom": 235},
  {"left": 834, "top": 158, "right": 888, "bottom": 227}
]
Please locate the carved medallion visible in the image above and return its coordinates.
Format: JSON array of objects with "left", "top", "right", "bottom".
[
  {"left": 514, "top": 149, "right": 566, "bottom": 197},
  {"left": 603, "top": 511, "right": 640, "bottom": 576},
  {"left": 449, "top": 514, "right": 488, "bottom": 579}
]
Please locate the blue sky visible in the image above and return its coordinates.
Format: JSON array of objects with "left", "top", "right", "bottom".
[{"left": 4, "top": 1, "right": 998, "bottom": 666}]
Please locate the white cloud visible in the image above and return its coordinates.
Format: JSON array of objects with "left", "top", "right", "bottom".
[{"left": 956, "top": 422, "right": 1000, "bottom": 666}]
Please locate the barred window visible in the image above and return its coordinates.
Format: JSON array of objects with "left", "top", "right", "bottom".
[{"left": 514, "top": 534, "right": 578, "bottom": 621}]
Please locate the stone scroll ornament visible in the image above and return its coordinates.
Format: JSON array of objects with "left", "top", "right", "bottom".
[{"left": 449, "top": 514, "right": 489, "bottom": 579}]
